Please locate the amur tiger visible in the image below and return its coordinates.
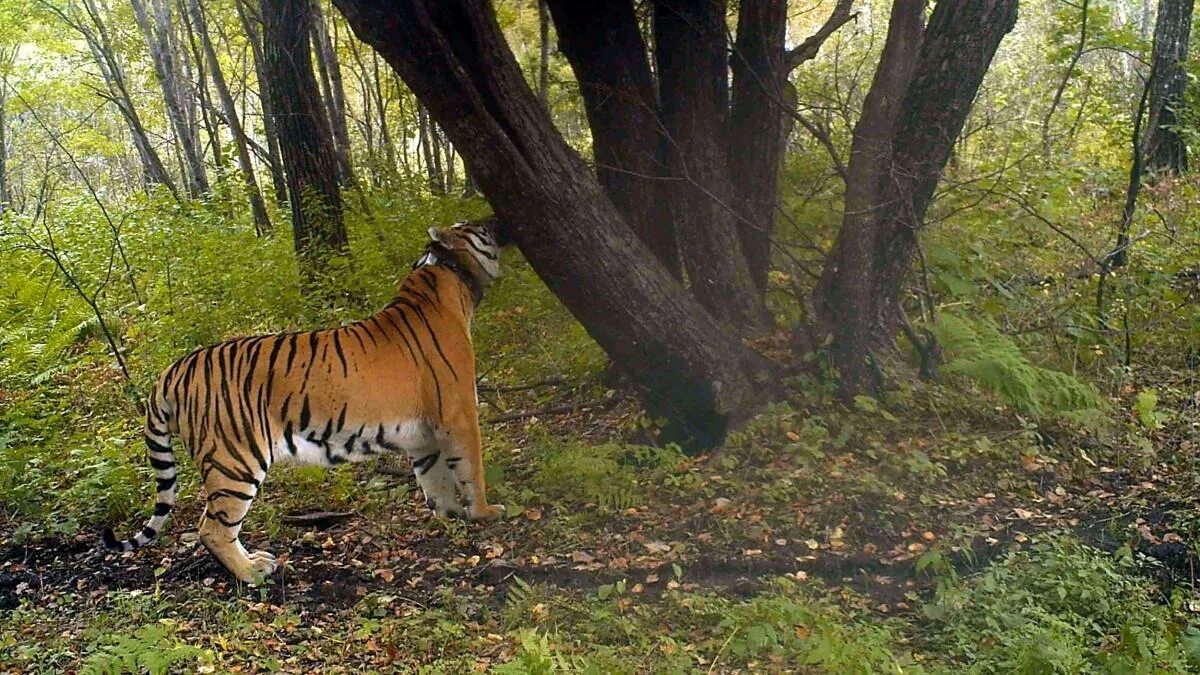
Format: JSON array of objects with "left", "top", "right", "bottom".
[{"left": 102, "top": 218, "right": 512, "bottom": 583}]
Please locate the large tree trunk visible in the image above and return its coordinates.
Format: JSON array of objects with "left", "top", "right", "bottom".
[
  {"left": 729, "top": 0, "right": 788, "bottom": 293},
  {"left": 187, "top": 0, "right": 272, "bottom": 236},
  {"left": 1143, "top": 0, "right": 1193, "bottom": 174},
  {"left": 815, "top": 0, "right": 1018, "bottom": 394},
  {"left": 654, "top": 0, "right": 770, "bottom": 332},
  {"left": 261, "top": 0, "right": 347, "bottom": 263},
  {"left": 333, "top": 0, "right": 770, "bottom": 447},
  {"left": 130, "top": 0, "right": 209, "bottom": 197},
  {"left": 545, "top": 0, "right": 681, "bottom": 278}
]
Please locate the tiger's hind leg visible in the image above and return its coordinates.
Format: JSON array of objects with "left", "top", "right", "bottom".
[{"left": 198, "top": 468, "right": 275, "bottom": 583}]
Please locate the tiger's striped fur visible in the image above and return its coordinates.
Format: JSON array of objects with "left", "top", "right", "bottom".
[{"left": 102, "top": 219, "right": 511, "bottom": 583}]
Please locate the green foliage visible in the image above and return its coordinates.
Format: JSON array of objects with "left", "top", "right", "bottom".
[
  {"left": 921, "top": 536, "right": 1198, "bottom": 672},
  {"left": 530, "top": 439, "right": 685, "bottom": 513},
  {"left": 933, "top": 313, "right": 1107, "bottom": 423},
  {"left": 80, "top": 624, "right": 208, "bottom": 675}
]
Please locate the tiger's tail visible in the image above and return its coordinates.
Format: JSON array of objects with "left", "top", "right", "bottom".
[{"left": 101, "top": 383, "right": 178, "bottom": 552}]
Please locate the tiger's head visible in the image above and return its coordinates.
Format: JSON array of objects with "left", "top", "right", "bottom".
[{"left": 418, "top": 217, "right": 514, "bottom": 289}]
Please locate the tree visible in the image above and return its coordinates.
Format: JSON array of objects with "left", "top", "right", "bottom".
[
  {"left": 130, "top": 0, "right": 209, "bottom": 197},
  {"left": 1143, "top": 0, "right": 1193, "bottom": 174},
  {"left": 0, "top": 46, "right": 13, "bottom": 214},
  {"left": 813, "top": 0, "right": 1019, "bottom": 394},
  {"left": 185, "top": 0, "right": 272, "bottom": 235},
  {"left": 333, "top": 0, "right": 779, "bottom": 446},
  {"left": 45, "top": 0, "right": 178, "bottom": 196},
  {"left": 260, "top": 0, "right": 347, "bottom": 264},
  {"left": 311, "top": 0, "right": 355, "bottom": 183},
  {"left": 235, "top": 0, "right": 289, "bottom": 206}
]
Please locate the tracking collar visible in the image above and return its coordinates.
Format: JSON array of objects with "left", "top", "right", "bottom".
[{"left": 413, "top": 242, "right": 485, "bottom": 306}]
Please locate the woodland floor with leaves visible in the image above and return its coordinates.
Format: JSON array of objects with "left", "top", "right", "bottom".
[{"left": 3, "top": 337, "right": 1200, "bottom": 672}]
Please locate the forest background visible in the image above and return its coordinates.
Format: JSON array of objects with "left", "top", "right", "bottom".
[{"left": 2, "top": 0, "right": 1200, "bottom": 671}]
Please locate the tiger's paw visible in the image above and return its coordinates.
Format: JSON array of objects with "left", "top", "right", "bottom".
[
  {"left": 469, "top": 504, "right": 505, "bottom": 521},
  {"left": 240, "top": 550, "right": 278, "bottom": 584}
]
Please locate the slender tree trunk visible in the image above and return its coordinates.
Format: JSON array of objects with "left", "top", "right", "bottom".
[
  {"left": 1143, "top": 0, "right": 1192, "bottom": 174},
  {"left": 654, "top": 0, "right": 769, "bottom": 332},
  {"left": 237, "top": 0, "right": 289, "bottom": 205},
  {"left": 545, "top": 0, "right": 681, "bottom": 278},
  {"left": 261, "top": 0, "right": 347, "bottom": 264},
  {"left": 537, "top": 0, "right": 550, "bottom": 108},
  {"left": 815, "top": 0, "right": 1018, "bottom": 394},
  {"left": 188, "top": 0, "right": 272, "bottom": 235},
  {"left": 334, "top": 0, "right": 771, "bottom": 447},
  {"left": 311, "top": 0, "right": 355, "bottom": 183},
  {"left": 131, "top": 0, "right": 209, "bottom": 197},
  {"left": 372, "top": 52, "right": 398, "bottom": 179},
  {"left": 729, "top": 0, "right": 788, "bottom": 293},
  {"left": 175, "top": 0, "right": 225, "bottom": 170},
  {"left": 0, "top": 65, "right": 8, "bottom": 214},
  {"left": 59, "top": 0, "right": 178, "bottom": 196},
  {"left": 417, "top": 102, "right": 444, "bottom": 193}
]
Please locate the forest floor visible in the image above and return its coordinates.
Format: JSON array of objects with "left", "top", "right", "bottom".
[{"left": 3, "top": 352, "right": 1200, "bottom": 673}]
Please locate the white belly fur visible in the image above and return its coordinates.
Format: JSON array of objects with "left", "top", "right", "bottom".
[{"left": 272, "top": 418, "right": 431, "bottom": 467}]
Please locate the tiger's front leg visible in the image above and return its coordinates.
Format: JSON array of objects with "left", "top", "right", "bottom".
[{"left": 441, "top": 413, "right": 504, "bottom": 521}]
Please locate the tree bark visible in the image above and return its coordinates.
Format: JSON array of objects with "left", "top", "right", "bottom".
[
  {"left": 311, "top": 0, "right": 355, "bottom": 183},
  {"left": 545, "top": 0, "right": 680, "bottom": 278},
  {"left": 333, "top": 0, "right": 770, "bottom": 447},
  {"left": 1143, "top": 0, "right": 1193, "bottom": 174},
  {"left": 729, "top": 0, "right": 787, "bottom": 293},
  {"left": 537, "top": 0, "right": 550, "bottom": 108},
  {"left": 187, "top": 0, "right": 273, "bottom": 235},
  {"left": 175, "top": 0, "right": 225, "bottom": 171},
  {"left": 260, "top": 0, "right": 347, "bottom": 263},
  {"left": 236, "top": 0, "right": 289, "bottom": 206},
  {"left": 130, "top": 0, "right": 209, "bottom": 197},
  {"left": 0, "top": 47, "right": 11, "bottom": 214},
  {"left": 654, "top": 0, "right": 769, "bottom": 331},
  {"left": 815, "top": 0, "right": 1018, "bottom": 394}
]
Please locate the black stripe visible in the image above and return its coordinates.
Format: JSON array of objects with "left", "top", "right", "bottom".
[
  {"left": 392, "top": 306, "right": 444, "bottom": 417},
  {"left": 445, "top": 456, "right": 463, "bottom": 470},
  {"left": 332, "top": 331, "right": 348, "bottom": 377},
  {"left": 301, "top": 332, "right": 320, "bottom": 385},
  {"left": 413, "top": 452, "right": 440, "bottom": 475},
  {"left": 145, "top": 437, "right": 171, "bottom": 454},
  {"left": 284, "top": 333, "right": 300, "bottom": 373},
  {"left": 148, "top": 456, "right": 175, "bottom": 471},
  {"left": 283, "top": 421, "right": 298, "bottom": 455},
  {"left": 156, "top": 476, "right": 177, "bottom": 492},
  {"left": 153, "top": 502, "right": 172, "bottom": 516},
  {"left": 139, "top": 526, "right": 158, "bottom": 540},
  {"left": 395, "top": 299, "right": 458, "bottom": 379},
  {"left": 299, "top": 396, "right": 311, "bottom": 431},
  {"left": 375, "top": 425, "right": 400, "bottom": 451},
  {"left": 208, "top": 488, "right": 255, "bottom": 502}
]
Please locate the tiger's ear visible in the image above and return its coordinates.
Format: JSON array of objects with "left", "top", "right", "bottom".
[{"left": 427, "top": 226, "right": 450, "bottom": 245}]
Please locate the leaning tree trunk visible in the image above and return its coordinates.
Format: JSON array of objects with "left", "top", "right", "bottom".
[
  {"left": 545, "top": 0, "right": 680, "bottom": 278},
  {"left": 653, "top": 0, "right": 770, "bottom": 332},
  {"left": 187, "top": 0, "right": 272, "bottom": 236},
  {"left": 333, "top": 0, "right": 770, "bottom": 447},
  {"left": 1143, "top": 0, "right": 1193, "bottom": 174},
  {"left": 260, "top": 0, "right": 347, "bottom": 265},
  {"left": 816, "top": 0, "right": 1019, "bottom": 395}
]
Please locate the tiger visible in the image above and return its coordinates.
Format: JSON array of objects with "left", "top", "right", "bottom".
[{"left": 102, "top": 218, "right": 512, "bottom": 583}]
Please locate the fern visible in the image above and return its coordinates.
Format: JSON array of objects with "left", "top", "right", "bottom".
[{"left": 933, "top": 313, "right": 1106, "bottom": 421}]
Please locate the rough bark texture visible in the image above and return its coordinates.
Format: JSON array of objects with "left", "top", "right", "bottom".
[
  {"left": 729, "top": 0, "right": 787, "bottom": 292},
  {"left": 537, "top": 0, "right": 550, "bottom": 108},
  {"left": 333, "top": 0, "right": 770, "bottom": 447},
  {"left": 654, "top": 0, "right": 769, "bottom": 331},
  {"left": 261, "top": 0, "right": 347, "bottom": 261},
  {"left": 545, "top": 0, "right": 680, "bottom": 278},
  {"left": 816, "top": 0, "right": 1018, "bottom": 394},
  {"left": 130, "top": 0, "right": 208, "bottom": 197},
  {"left": 1144, "top": 0, "right": 1193, "bottom": 174},
  {"left": 187, "top": 0, "right": 272, "bottom": 235},
  {"left": 236, "top": 0, "right": 289, "bottom": 206},
  {"left": 311, "top": 0, "right": 355, "bottom": 182}
]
